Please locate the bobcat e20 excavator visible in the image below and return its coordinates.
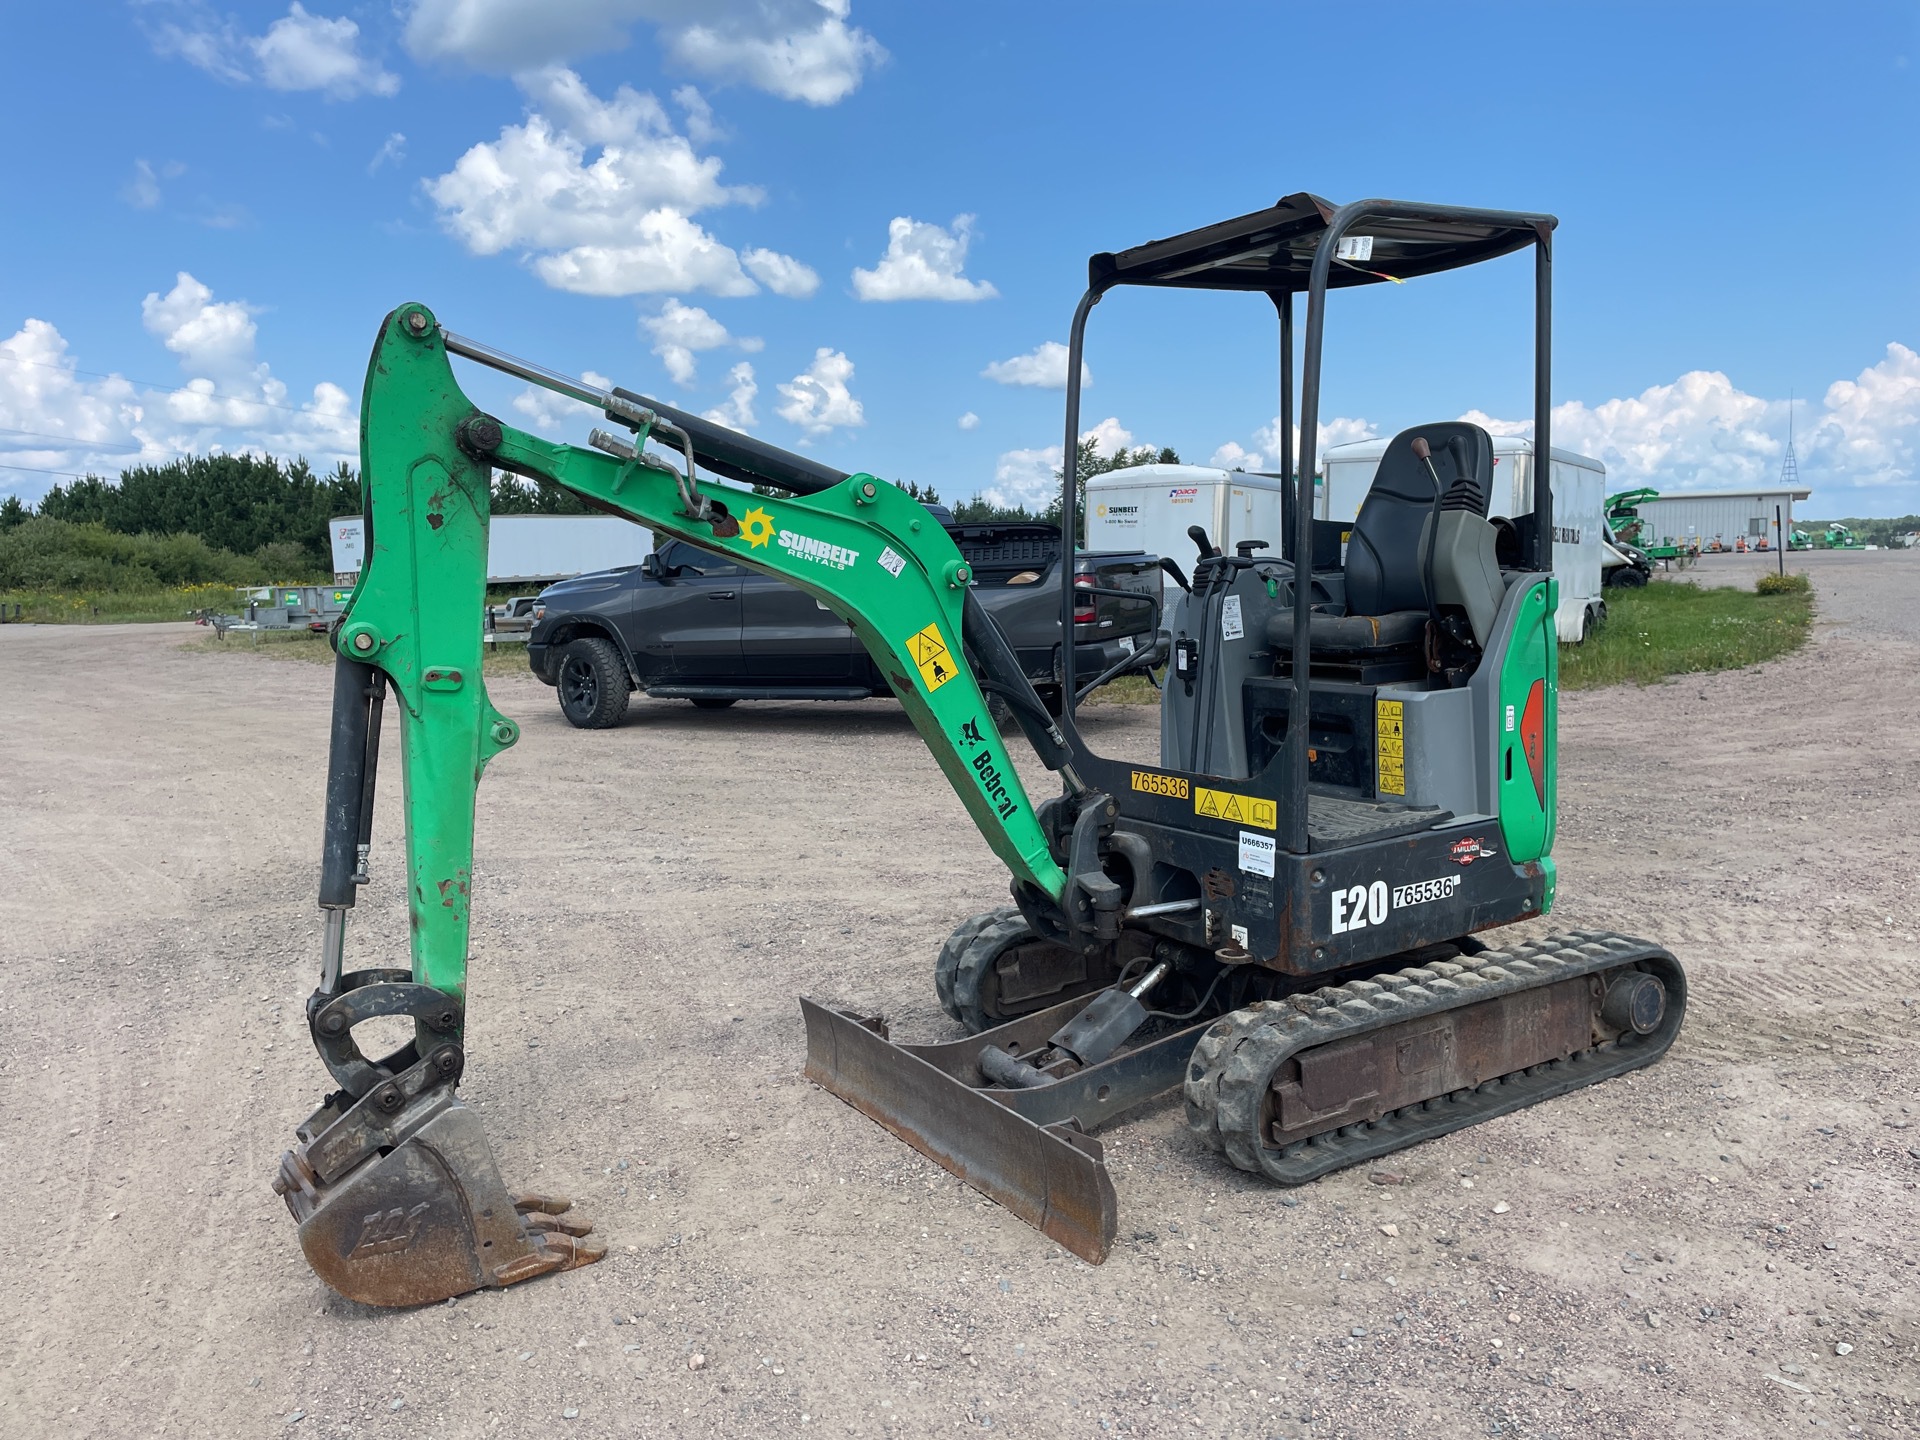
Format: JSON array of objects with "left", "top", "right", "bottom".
[{"left": 275, "top": 194, "right": 1686, "bottom": 1306}]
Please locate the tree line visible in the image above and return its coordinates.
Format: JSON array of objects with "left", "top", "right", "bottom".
[{"left": 0, "top": 438, "right": 1184, "bottom": 591}]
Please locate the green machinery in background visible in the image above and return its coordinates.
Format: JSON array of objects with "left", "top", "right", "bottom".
[
  {"left": 276, "top": 196, "right": 1685, "bottom": 1306},
  {"left": 1604, "top": 487, "right": 1698, "bottom": 562}
]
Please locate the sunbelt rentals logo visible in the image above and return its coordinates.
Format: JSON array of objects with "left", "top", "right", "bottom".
[{"left": 740, "top": 504, "right": 860, "bottom": 569}]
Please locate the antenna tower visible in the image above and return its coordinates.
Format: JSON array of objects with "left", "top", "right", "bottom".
[{"left": 1779, "top": 390, "right": 1800, "bottom": 487}]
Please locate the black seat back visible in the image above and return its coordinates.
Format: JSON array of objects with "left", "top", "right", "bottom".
[{"left": 1345, "top": 422, "right": 1494, "bottom": 616}]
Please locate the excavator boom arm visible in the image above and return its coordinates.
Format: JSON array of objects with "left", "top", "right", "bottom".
[
  {"left": 343, "top": 304, "right": 1066, "bottom": 992},
  {"left": 278, "top": 303, "right": 1075, "bottom": 1306}
]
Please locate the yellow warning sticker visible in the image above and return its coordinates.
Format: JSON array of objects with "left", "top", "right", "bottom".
[
  {"left": 906, "top": 621, "right": 957, "bottom": 692},
  {"left": 1194, "top": 786, "right": 1277, "bottom": 831},
  {"left": 1377, "top": 698, "right": 1406, "bottom": 796}
]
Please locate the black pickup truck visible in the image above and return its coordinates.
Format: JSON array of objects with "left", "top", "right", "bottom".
[{"left": 527, "top": 510, "right": 1160, "bottom": 728}]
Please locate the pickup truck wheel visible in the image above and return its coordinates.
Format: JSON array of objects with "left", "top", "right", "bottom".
[
  {"left": 689, "top": 697, "right": 737, "bottom": 710},
  {"left": 556, "top": 637, "right": 630, "bottom": 729}
]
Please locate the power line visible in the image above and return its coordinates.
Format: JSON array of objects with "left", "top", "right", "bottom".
[
  {"left": 0, "top": 425, "right": 145, "bottom": 452},
  {"left": 0, "top": 462, "right": 96, "bottom": 479}
]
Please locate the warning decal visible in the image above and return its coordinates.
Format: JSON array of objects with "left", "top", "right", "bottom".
[
  {"left": 907, "top": 622, "right": 957, "bottom": 693},
  {"left": 1194, "top": 786, "right": 1277, "bottom": 831},
  {"left": 1377, "top": 698, "right": 1405, "bottom": 796}
]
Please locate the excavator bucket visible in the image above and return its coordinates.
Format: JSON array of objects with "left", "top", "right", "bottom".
[{"left": 274, "top": 1078, "right": 604, "bottom": 1308}]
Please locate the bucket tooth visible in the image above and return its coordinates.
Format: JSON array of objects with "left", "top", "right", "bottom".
[{"left": 275, "top": 1086, "right": 603, "bottom": 1308}]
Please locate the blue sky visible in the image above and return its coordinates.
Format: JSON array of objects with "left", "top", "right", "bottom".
[{"left": 2, "top": 1, "right": 1916, "bottom": 516}]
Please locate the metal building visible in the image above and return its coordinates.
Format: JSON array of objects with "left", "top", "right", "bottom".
[{"left": 1629, "top": 487, "right": 1811, "bottom": 551}]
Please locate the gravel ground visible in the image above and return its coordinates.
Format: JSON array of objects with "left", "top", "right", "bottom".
[{"left": 2, "top": 550, "right": 1916, "bottom": 1440}]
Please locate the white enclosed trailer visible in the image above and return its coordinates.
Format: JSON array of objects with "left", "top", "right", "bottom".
[
  {"left": 1321, "top": 436, "right": 1609, "bottom": 642},
  {"left": 1083, "top": 464, "right": 1288, "bottom": 579},
  {"left": 332, "top": 513, "right": 653, "bottom": 584},
  {"left": 487, "top": 515, "right": 653, "bottom": 584}
]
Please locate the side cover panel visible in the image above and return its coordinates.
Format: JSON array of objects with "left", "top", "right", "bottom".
[{"left": 1495, "top": 577, "right": 1557, "bottom": 886}]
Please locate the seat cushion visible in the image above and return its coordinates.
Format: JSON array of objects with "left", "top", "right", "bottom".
[{"left": 1268, "top": 608, "right": 1427, "bottom": 655}]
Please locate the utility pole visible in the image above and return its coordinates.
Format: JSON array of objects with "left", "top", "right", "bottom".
[{"left": 1779, "top": 392, "right": 1798, "bottom": 577}]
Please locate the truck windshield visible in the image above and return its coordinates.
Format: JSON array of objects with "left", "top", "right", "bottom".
[{"left": 665, "top": 541, "right": 746, "bottom": 577}]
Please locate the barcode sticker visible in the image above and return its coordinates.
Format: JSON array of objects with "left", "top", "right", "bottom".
[{"left": 1336, "top": 236, "right": 1374, "bottom": 262}]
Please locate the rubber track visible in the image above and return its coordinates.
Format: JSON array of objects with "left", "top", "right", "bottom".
[
  {"left": 937, "top": 909, "right": 1035, "bottom": 1034},
  {"left": 934, "top": 908, "right": 1013, "bottom": 1024},
  {"left": 1184, "top": 929, "right": 1687, "bottom": 1184}
]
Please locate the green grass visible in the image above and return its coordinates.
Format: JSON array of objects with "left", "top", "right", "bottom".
[
  {"left": 183, "top": 628, "right": 534, "bottom": 678},
  {"left": 1560, "top": 579, "right": 1813, "bottom": 690},
  {"left": 0, "top": 582, "right": 242, "bottom": 624},
  {"left": 1083, "top": 671, "right": 1163, "bottom": 706}
]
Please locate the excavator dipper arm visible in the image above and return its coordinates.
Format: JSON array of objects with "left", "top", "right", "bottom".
[{"left": 275, "top": 304, "right": 1075, "bottom": 1305}]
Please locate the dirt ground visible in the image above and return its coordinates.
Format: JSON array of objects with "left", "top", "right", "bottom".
[{"left": 3, "top": 549, "right": 1916, "bottom": 1440}]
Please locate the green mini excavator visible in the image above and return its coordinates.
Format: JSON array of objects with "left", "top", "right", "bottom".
[{"left": 275, "top": 195, "right": 1685, "bottom": 1306}]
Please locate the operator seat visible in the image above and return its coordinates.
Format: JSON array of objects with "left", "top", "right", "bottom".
[{"left": 1269, "top": 421, "right": 1499, "bottom": 657}]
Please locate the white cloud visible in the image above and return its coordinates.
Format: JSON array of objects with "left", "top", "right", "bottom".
[
  {"left": 153, "top": 4, "right": 398, "bottom": 99},
  {"left": 0, "top": 282, "right": 359, "bottom": 503},
  {"left": 957, "top": 411, "right": 979, "bottom": 431},
  {"left": 428, "top": 69, "right": 746, "bottom": 252},
  {"left": 741, "top": 247, "right": 820, "bottom": 299},
  {"left": 776, "top": 348, "right": 863, "bottom": 436},
  {"left": 403, "top": 0, "right": 884, "bottom": 104},
  {"left": 253, "top": 4, "right": 399, "bottom": 97},
  {"left": 509, "top": 369, "right": 612, "bottom": 434},
  {"left": 1463, "top": 345, "right": 1920, "bottom": 506},
  {"left": 531, "top": 217, "right": 760, "bottom": 297},
  {"left": 669, "top": 0, "right": 885, "bottom": 105},
  {"left": 368, "top": 132, "right": 407, "bottom": 172},
  {"left": 981, "top": 340, "right": 1086, "bottom": 390},
  {"left": 141, "top": 273, "right": 259, "bottom": 377},
  {"left": 852, "top": 215, "right": 997, "bottom": 303},
  {"left": 1207, "top": 415, "right": 1379, "bottom": 474},
  {"left": 703, "top": 361, "right": 759, "bottom": 432},
  {"left": 1080, "top": 416, "right": 1133, "bottom": 457},
  {"left": 673, "top": 85, "right": 720, "bottom": 144},
  {"left": 983, "top": 445, "right": 1062, "bottom": 512},
  {"left": 426, "top": 68, "right": 815, "bottom": 300},
  {"left": 978, "top": 419, "right": 1148, "bottom": 511},
  {"left": 124, "top": 160, "right": 163, "bottom": 211},
  {"left": 640, "top": 298, "right": 760, "bottom": 386}
]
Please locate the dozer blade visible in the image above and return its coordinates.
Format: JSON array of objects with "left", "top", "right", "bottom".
[
  {"left": 274, "top": 1084, "right": 605, "bottom": 1308},
  {"left": 802, "top": 996, "right": 1125, "bottom": 1264}
]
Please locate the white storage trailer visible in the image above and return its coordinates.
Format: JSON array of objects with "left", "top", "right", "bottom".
[
  {"left": 1083, "top": 465, "right": 1288, "bottom": 578},
  {"left": 329, "top": 513, "right": 653, "bottom": 585},
  {"left": 1321, "top": 436, "right": 1610, "bottom": 642}
]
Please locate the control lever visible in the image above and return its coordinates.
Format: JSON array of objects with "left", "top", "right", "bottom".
[{"left": 1187, "top": 525, "right": 1220, "bottom": 561}]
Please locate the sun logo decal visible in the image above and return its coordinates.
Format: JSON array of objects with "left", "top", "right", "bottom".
[{"left": 740, "top": 506, "right": 775, "bottom": 549}]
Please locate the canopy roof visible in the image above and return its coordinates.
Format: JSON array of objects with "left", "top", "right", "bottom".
[{"left": 1088, "top": 193, "right": 1552, "bottom": 295}]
